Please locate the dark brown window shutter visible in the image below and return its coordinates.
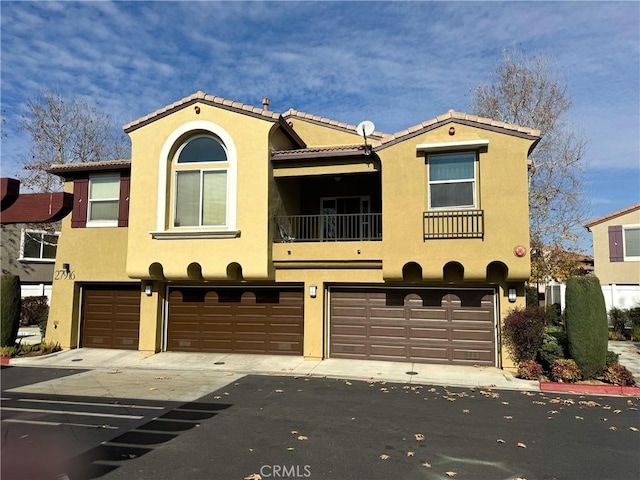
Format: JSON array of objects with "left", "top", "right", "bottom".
[
  {"left": 71, "top": 178, "right": 89, "bottom": 228},
  {"left": 118, "top": 174, "right": 130, "bottom": 227},
  {"left": 608, "top": 225, "right": 623, "bottom": 262}
]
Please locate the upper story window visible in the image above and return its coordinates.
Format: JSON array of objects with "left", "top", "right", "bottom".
[
  {"left": 173, "top": 135, "right": 229, "bottom": 228},
  {"left": 427, "top": 152, "right": 476, "bottom": 209},
  {"left": 88, "top": 175, "right": 120, "bottom": 226},
  {"left": 71, "top": 173, "right": 130, "bottom": 228},
  {"left": 624, "top": 225, "right": 640, "bottom": 261},
  {"left": 20, "top": 229, "right": 59, "bottom": 262}
]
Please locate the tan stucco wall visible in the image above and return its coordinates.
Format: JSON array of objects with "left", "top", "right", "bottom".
[
  {"left": 286, "top": 118, "right": 364, "bottom": 147},
  {"left": 46, "top": 205, "right": 132, "bottom": 348},
  {"left": 589, "top": 209, "right": 640, "bottom": 285},
  {"left": 126, "top": 103, "right": 277, "bottom": 281}
]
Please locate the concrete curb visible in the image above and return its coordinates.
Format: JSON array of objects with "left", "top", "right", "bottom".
[{"left": 540, "top": 381, "right": 640, "bottom": 397}]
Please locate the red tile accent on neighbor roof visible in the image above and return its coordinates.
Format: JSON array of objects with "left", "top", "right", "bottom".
[
  {"left": 584, "top": 203, "right": 640, "bottom": 228},
  {"left": 0, "top": 190, "right": 73, "bottom": 224}
]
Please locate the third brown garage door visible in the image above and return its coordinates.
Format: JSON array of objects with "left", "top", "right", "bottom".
[
  {"left": 330, "top": 288, "right": 496, "bottom": 365},
  {"left": 167, "top": 287, "right": 304, "bottom": 355}
]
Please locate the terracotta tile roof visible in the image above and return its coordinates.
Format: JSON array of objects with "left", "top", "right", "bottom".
[
  {"left": 375, "top": 110, "right": 541, "bottom": 149},
  {"left": 272, "top": 145, "right": 368, "bottom": 160},
  {"left": 584, "top": 203, "right": 640, "bottom": 228},
  {"left": 48, "top": 160, "right": 131, "bottom": 176},
  {"left": 123, "top": 91, "right": 281, "bottom": 133},
  {"left": 281, "top": 109, "right": 386, "bottom": 139}
]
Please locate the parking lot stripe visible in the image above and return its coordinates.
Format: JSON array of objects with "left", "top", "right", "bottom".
[
  {"left": 1, "top": 407, "right": 144, "bottom": 419},
  {"left": 2, "top": 418, "right": 119, "bottom": 429}
]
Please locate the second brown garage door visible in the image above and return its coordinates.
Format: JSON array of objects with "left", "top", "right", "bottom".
[
  {"left": 330, "top": 288, "right": 496, "bottom": 365},
  {"left": 167, "top": 287, "right": 304, "bottom": 355},
  {"left": 82, "top": 285, "right": 141, "bottom": 349}
]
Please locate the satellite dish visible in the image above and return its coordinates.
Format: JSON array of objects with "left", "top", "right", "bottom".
[
  {"left": 356, "top": 120, "right": 375, "bottom": 137},
  {"left": 356, "top": 120, "right": 375, "bottom": 155}
]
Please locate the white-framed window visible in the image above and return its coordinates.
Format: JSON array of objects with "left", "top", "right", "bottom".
[
  {"left": 427, "top": 152, "right": 476, "bottom": 209},
  {"left": 20, "top": 229, "right": 60, "bottom": 262},
  {"left": 87, "top": 175, "right": 120, "bottom": 226},
  {"left": 623, "top": 225, "right": 640, "bottom": 261},
  {"left": 173, "top": 135, "right": 229, "bottom": 228}
]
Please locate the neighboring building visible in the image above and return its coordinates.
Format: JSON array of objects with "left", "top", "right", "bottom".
[
  {"left": 1, "top": 178, "right": 73, "bottom": 300},
  {"left": 585, "top": 203, "right": 640, "bottom": 311},
  {"left": 46, "top": 91, "right": 540, "bottom": 369}
]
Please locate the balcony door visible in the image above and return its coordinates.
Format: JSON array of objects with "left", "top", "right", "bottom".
[{"left": 321, "top": 196, "right": 370, "bottom": 240}]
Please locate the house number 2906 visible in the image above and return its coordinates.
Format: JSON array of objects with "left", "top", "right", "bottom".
[{"left": 55, "top": 270, "right": 75, "bottom": 280}]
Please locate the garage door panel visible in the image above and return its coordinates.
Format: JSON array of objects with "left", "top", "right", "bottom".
[
  {"left": 82, "top": 286, "right": 141, "bottom": 350},
  {"left": 168, "top": 288, "right": 304, "bottom": 355},
  {"left": 369, "top": 325, "right": 406, "bottom": 338},
  {"left": 330, "top": 288, "right": 495, "bottom": 365}
]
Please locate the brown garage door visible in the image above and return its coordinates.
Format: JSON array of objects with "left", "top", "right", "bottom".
[
  {"left": 82, "top": 285, "right": 141, "bottom": 349},
  {"left": 330, "top": 288, "right": 495, "bottom": 365},
  {"left": 167, "top": 287, "right": 304, "bottom": 355}
]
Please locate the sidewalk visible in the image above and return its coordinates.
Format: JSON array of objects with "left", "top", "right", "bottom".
[{"left": 8, "top": 330, "right": 639, "bottom": 396}]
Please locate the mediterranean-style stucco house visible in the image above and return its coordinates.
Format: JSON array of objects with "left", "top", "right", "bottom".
[
  {"left": 585, "top": 203, "right": 640, "bottom": 311},
  {"left": 1, "top": 178, "right": 73, "bottom": 300},
  {"left": 46, "top": 91, "right": 540, "bottom": 369}
]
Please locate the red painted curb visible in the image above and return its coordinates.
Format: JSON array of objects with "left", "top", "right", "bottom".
[
  {"left": 540, "top": 381, "right": 640, "bottom": 396},
  {"left": 0, "top": 357, "right": 10, "bottom": 365}
]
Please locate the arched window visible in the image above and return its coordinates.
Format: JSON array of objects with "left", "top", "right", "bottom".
[{"left": 173, "top": 135, "right": 229, "bottom": 227}]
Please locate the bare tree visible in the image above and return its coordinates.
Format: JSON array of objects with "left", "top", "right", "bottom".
[
  {"left": 19, "top": 90, "right": 130, "bottom": 192},
  {"left": 471, "top": 49, "right": 588, "bottom": 281}
]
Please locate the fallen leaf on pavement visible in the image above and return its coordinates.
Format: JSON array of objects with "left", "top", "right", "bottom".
[
  {"left": 275, "top": 389, "right": 284, "bottom": 393},
  {"left": 521, "top": 391, "right": 535, "bottom": 396},
  {"left": 244, "top": 474, "right": 262, "bottom": 480},
  {"left": 548, "top": 410, "right": 559, "bottom": 414},
  {"left": 148, "top": 388, "right": 157, "bottom": 391},
  {"left": 609, "top": 426, "right": 617, "bottom": 431},
  {"left": 291, "top": 430, "right": 298, "bottom": 435},
  {"left": 298, "top": 435, "right": 308, "bottom": 441},
  {"left": 575, "top": 416, "right": 584, "bottom": 420},
  {"left": 630, "top": 427, "right": 639, "bottom": 432},
  {"left": 462, "top": 409, "right": 470, "bottom": 414},
  {"left": 415, "top": 433, "right": 425, "bottom": 441},
  {"left": 504, "top": 416, "right": 513, "bottom": 420},
  {"left": 422, "top": 462, "right": 432, "bottom": 468},
  {"left": 155, "top": 376, "right": 171, "bottom": 380},
  {"left": 287, "top": 447, "right": 295, "bottom": 451},
  {"left": 406, "top": 451, "right": 415, "bottom": 457},
  {"left": 445, "top": 471, "right": 457, "bottom": 477},
  {"left": 614, "top": 409, "right": 622, "bottom": 414},
  {"left": 213, "top": 395, "right": 221, "bottom": 400},
  {"left": 497, "top": 439, "right": 505, "bottom": 443},
  {"left": 380, "top": 454, "right": 390, "bottom": 460},
  {"left": 517, "top": 442, "right": 527, "bottom": 448}
]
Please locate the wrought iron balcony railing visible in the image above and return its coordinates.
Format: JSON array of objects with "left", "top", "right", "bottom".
[
  {"left": 275, "top": 213, "right": 382, "bottom": 242},
  {"left": 423, "top": 210, "right": 484, "bottom": 240}
]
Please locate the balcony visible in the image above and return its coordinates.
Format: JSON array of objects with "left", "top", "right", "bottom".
[
  {"left": 423, "top": 209, "right": 484, "bottom": 240},
  {"left": 275, "top": 213, "right": 382, "bottom": 242}
]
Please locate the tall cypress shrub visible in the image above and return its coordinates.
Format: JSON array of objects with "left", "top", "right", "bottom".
[
  {"left": 1, "top": 274, "right": 21, "bottom": 347},
  {"left": 565, "top": 276, "right": 608, "bottom": 379}
]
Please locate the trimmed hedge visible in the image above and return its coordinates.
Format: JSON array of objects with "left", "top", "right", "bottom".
[
  {"left": 565, "top": 275, "right": 608, "bottom": 379},
  {"left": 1, "top": 274, "right": 21, "bottom": 347}
]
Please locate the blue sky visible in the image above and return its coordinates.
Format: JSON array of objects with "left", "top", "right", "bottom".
[{"left": 1, "top": 1, "right": 638, "bottom": 249}]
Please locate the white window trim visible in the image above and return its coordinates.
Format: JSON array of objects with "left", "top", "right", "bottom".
[
  {"left": 173, "top": 167, "right": 229, "bottom": 228},
  {"left": 427, "top": 152, "right": 477, "bottom": 210},
  {"left": 152, "top": 120, "right": 238, "bottom": 238},
  {"left": 19, "top": 229, "right": 60, "bottom": 263},
  {"left": 623, "top": 224, "right": 640, "bottom": 261},
  {"left": 86, "top": 174, "right": 120, "bottom": 227},
  {"left": 417, "top": 139, "right": 489, "bottom": 153}
]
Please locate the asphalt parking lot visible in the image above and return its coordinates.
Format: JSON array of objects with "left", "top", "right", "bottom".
[{"left": 2, "top": 367, "right": 639, "bottom": 480}]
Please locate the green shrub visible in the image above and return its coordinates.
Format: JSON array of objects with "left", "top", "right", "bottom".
[
  {"left": 539, "top": 341, "right": 565, "bottom": 370},
  {"left": 550, "top": 359, "right": 582, "bottom": 383},
  {"left": 0, "top": 346, "right": 16, "bottom": 357},
  {"left": 525, "top": 285, "right": 539, "bottom": 307},
  {"left": 629, "top": 307, "right": 640, "bottom": 328},
  {"left": 517, "top": 360, "right": 544, "bottom": 380},
  {"left": 39, "top": 319, "right": 48, "bottom": 341},
  {"left": 609, "top": 307, "right": 629, "bottom": 334},
  {"left": 1, "top": 274, "right": 21, "bottom": 347},
  {"left": 503, "top": 306, "right": 547, "bottom": 364},
  {"left": 565, "top": 276, "right": 608, "bottom": 379},
  {"left": 20, "top": 296, "right": 49, "bottom": 327},
  {"left": 605, "top": 350, "right": 620, "bottom": 366},
  {"left": 632, "top": 326, "right": 640, "bottom": 342},
  {"left": 603, "top": 364, "right": 635, "bottom": 386},
  {"left": 544, "top": 325, "right": 569, "bottom": 355},
  {"left": 546, "top": 303, "right": 564, "bottom": 326}
]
